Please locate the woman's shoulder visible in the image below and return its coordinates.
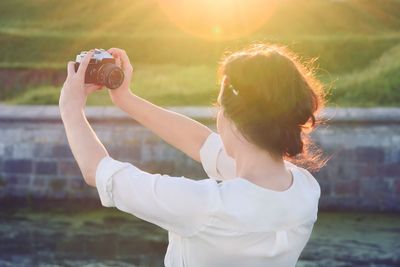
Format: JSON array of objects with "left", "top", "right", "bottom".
[
  {"left": 204, "top": 173, "right": 320, "bottom": 232},
  {"left": 215, "top": 161, "right": 320, "bottom": 194},
  {"left": 284, "top": 160, "right": 321, "bottom": 198}
]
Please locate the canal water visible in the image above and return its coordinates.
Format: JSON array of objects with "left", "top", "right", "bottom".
[{"left": 1, "top": 204, "right": 399, "bottom": 267}]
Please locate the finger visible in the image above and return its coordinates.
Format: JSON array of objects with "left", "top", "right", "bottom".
[
  {"left": 108, "top": 48, "right": 122, "bottom": 68},
  {"left": 115, "top": 56, "right": 122, "bottom": 68},
  {"left": 108, "top": 48, "right": 132, "bottom": 72},
  {"left": 85, "top": 84, "right": 103, "bottom": 94},
  {"left": 107, "top": 47, "right": 119, "bottom": 56},
  {"left": 77, "top": 51, "right": 94, "bottom": 77},
  {"left": 67, "top": 61, "right": 76, "bottom": 78}
]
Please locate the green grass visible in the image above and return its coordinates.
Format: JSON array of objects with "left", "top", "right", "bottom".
[
  {"left": 6, "top": 43, "right": 400, "bottom": 107},
  {"left": 1, "top": 0, "right": 400, "bottom": 106},
  {"left": 6, "top": 64, "right": 219, "bottom": 106},
  {"left": 330, "top": 43, "right": 400, "bottom": 106},
  {"left": 1, "top": 0, "right": 400, "bottom": 70}
]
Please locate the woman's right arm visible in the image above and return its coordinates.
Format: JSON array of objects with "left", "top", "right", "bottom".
[
  {"left": 107, "top": 48, "right": 212, "bottom": 162},
  {"left": 115, "top": 92, "right": 212, "bottom": 162}
]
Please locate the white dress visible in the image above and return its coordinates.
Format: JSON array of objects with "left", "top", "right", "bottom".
[{"left": 96, "top": 132, "right": 321, "bottom": 267}]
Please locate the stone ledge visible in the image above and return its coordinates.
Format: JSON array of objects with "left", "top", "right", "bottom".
[{"left": 0, "top": 104, "right": 400, "bottom": 124}]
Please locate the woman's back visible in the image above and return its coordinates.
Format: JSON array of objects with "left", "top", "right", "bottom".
[
  {"left": 162, "top": 133, "right": 321, "bottom": 267},
  {"left": 168, "top": 173, "right": 319, "bottom": 267}
]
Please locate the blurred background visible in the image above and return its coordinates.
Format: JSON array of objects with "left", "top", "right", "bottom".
[
  {"left": 0, "top": 0, "right": 399, "bottom": 266},
  {"left": 1, "top": 0, "right": 400, "bottom": 106}
]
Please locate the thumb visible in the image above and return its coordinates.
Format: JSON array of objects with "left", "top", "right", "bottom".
[
  {"left": 77, "top": 51, "right": 94, "bottom": 77},
  {"left": 67, "top": 61, "right": 76, "bottom": 78}
]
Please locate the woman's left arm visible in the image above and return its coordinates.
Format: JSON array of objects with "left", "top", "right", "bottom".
[{"left": 59, "top": 51, "right": 108, "bottom": 187}]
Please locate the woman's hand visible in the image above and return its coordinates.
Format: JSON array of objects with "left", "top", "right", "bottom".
[
  {"left": 59, "top": 51, "right": 103, "bottom": 116},
  {"left": 107, "top": 48, "right": 134, "bottom": 105}
]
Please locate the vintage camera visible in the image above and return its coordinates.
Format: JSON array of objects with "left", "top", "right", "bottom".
[{"left": 75, "top": 49, "right": 124, "bottom": 89}]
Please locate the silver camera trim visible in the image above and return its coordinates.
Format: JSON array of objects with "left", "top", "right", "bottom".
[{"left": 75, "top": 48, "right": 113, "bottom": 63}]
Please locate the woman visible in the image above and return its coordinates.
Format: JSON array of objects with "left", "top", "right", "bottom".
[{"left": 59, "top": 43, "right": 324, "bottom": 267}]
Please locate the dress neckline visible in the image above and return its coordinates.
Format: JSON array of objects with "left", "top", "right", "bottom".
[{"left": 234, "top": 167, "right": 296, "bottom": 194}]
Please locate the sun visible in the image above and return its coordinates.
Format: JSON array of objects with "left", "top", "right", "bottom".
[{"left": 158, "top": 0, "right": 278, "bottom": 41}]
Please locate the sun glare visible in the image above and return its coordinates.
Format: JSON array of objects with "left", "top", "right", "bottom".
[{"left": 158, "top": 0, "right": 278, "bottom": 41}]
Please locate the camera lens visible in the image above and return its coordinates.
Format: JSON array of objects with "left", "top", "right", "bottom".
[{"left": 97, "top": 63, "right": 124, "bottom": 89}]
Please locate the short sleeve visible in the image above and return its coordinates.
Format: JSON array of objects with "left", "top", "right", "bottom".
[
  {"left": 95, "top": 156, "right": 220, "bottom": 236},
  {"left": 199, "top": 132, "right": 236, "bottom": 181}
]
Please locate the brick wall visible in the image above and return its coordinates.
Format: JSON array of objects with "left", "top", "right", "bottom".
[{"left": 0, "top": 105, "right": 399, "bottom": 212}]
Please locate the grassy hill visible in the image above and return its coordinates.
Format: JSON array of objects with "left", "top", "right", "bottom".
[
  {"left": 1, "top": 0, "right": 400, "bottom": 106},
  {"left": 331, "top": 42, "right": 400, "bottom": 106}
]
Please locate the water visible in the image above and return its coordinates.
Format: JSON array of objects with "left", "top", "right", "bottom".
[{"left": 1, "top": 204, "right": 399, "bottom": 267}]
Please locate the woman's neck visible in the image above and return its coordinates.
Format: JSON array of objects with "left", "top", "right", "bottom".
[{"left": 233, "top": 141, "right": 291, "bottom": 187}]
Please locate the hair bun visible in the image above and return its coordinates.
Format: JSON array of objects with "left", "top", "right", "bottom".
[{"left": 217, "top": 43, "right": 326, "bottom": 171}]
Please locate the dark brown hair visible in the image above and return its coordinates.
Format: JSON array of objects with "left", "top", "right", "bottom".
[{"left": 217, "top": 43, "right": 326, "bottom": 171}]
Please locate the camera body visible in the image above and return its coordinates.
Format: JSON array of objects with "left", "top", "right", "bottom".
[{"left": 75, "top": 49, "right": 124, "bottom": 89}]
